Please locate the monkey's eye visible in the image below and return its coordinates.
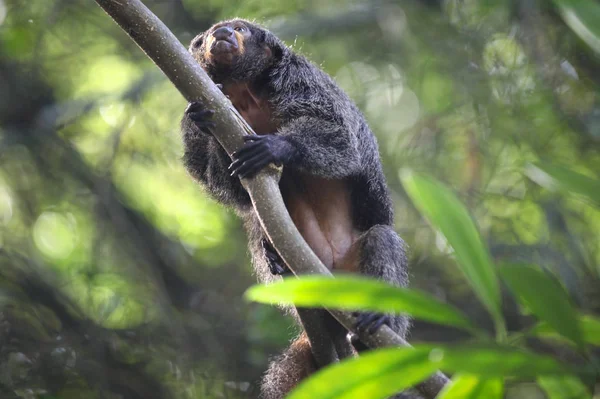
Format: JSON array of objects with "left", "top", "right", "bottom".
[
  {"left": 234, "top": 26, "right": 246, "bottom": 32},
  {"left": 192, "top": 38, "right": 202, "bottom": 49}
]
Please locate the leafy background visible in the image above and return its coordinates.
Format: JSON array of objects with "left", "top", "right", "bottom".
[{"left": 0, "top": 0, "right": 598, "bottom": 398}]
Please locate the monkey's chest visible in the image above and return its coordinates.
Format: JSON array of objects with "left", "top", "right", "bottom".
[
  {"left": 223, "top": 83, "right": 275, "bottom": 134},
  {"left": 280, "top": 172, "right": 359, "bottom": 271}
]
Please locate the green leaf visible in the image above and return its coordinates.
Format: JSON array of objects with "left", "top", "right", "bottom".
[
  {"left": 429, "top": 344, "right": 569, "bottom": 378},
  {"left": 245, "top": 276, "right": 479, "bottom": 333},
  {"left": 530, "top": 314, "right": 600, "bottom": 347},
  {"left": 552, "top": 1, "right": 600, "bottom": 55},
  {"left": 538, "top": 375, "right": 591, "bottom": 399},
  {"left": 527, "top": 162, "right": 600, "bottom": 206},
  {"left": 580, "top": 315, "right": 600, "bottom": 346},
  {"left": 400, "top": 172, "right": 504, "bottom": 335},
  {"left": 287, "top": 347, "right": 436, "bottom": 399},
  {"left": 437, "top": 374, "right": 504, "bottom": 399},
  {"left": 499, "top": 264, "right": 584, "bottom": 348},
  {"left": 288, "top": 344, "right": 569, "bottom": 399}
]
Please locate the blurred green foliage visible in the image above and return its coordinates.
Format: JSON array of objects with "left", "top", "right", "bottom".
[{"left": 0, "top": 0, "right": 598, "bottom": 398}]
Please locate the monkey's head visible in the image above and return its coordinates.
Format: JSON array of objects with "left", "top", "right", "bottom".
[{"left": 189, "top": 19, "right": 286, "bottom": 83}]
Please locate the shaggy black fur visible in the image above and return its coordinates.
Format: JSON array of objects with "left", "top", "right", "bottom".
[{"left": 180, "top": 19, "right": 411, "bottom": 399}]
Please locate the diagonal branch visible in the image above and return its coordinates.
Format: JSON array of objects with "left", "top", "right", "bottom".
[{"left": 92, "top": 1, "right": 449, "bottom": 397}]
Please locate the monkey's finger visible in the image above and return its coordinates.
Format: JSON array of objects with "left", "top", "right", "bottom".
[
  {"left": 263, "top": 240, "right": 283, "bottom": 261},
  {"left": 236, "top": 157, "right": 272, "bottom": 178},
  {"left": 231, "top": 141, "right": 266, "bottom": 160},
  {"left": 262, "top": 239, "right": 275, "bottom": 251},
  {"left": 270, "top": 262, "right": 287, "bottom": 275},
  {"left": 195, "top": 123, "right": 216, "bottom": 134},
  {"left": 215, "top": 83, "right": 231, "bottom": 98},
  {"left": 242, "top": 134, "right": 265, "bottom": 142},
  {"left": 368, "top": 315, "right": 391, "bottom": 334},
  {"left": 185, "top": 101, "right": 201, "bottom": 113},
  {"left": 188, "top": 114, "right": 216, "bottom": 127},
  {"left": 229, "top": 148, "right": 269, "bottom": 171},
  {"left": 236, "top": 158, "right": 272, "bottom": 178},
  {"left": 266, "top": 252, "right": 282, "bottom": 263},
  {"left": 354, "top": 312, "right": 380, "bottom": 332},
  {"left": 348, "top": 332, "right": 369, "bottom": 352},
  {"left": 230, "top": 152, "right": 271, "bottom": 177},
  {"left": 188, "top": 111, "right": 215, "bottom": 123},
  {"left": 264, "top": 248, "right": 280, "bottom": 260},
  {"left": 185, "top": 101, "right": 212, "bottom": 115}
]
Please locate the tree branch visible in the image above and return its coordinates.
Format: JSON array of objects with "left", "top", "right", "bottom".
[{"left": 92, "top": 0, "right": 449, "bottom": 396}]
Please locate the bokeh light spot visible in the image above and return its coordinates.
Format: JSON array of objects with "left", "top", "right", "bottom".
[{"left": 33, "top": 212, "right": 77, "bottom": 260}]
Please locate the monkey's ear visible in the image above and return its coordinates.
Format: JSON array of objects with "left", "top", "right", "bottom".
[{"left": 190, "top": 33, "right": 204, "bottom": 51}]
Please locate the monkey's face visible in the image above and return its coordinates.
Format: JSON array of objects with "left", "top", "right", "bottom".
[{"left": 189, "top": 19, "right": 283, "bottom": 83}]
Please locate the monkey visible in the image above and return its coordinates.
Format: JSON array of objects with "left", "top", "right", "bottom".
[{"left": 180, "top": 19, "right": 410, "bottom": 398}]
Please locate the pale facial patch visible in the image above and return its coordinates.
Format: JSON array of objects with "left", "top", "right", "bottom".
[{"left": 234, "top": 31, "right": 245, "bottom": 54}]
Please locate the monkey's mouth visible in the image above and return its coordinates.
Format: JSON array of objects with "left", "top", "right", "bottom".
[{"left": 210, "top": 39, "right": 238, "bottom": 55}]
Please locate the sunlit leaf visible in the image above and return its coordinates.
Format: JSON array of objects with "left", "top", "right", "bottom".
[
  {"left": 287, "top": 347, "right": 436, "bottom": 399},
  {"left": 400, "top": 172, "right": 503, "bottom": 334},
  {"left": 552, "top": 0, "right": 600, "bottom": 55},
  {"left": 437, "top": 374, "right": 504, "bottom": 399},
  {"left": 527, "top": 162, "right": 600, "bottom": 206},
  {"left": 538, "top": 375, "right": 591, "bottom": 399},
  {"left": 499, "top": 264, "right": 584, "bottom": 348},
  {"left": 245, "top": 276, "right": 479, "bottom": 333}
]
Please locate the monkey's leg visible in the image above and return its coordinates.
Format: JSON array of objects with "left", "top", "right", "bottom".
[
  {"left": 260, "top": 333, "right": 317, "bottom": 399},
  {"left": 353, "top": 225, "right": 410, "bottom": 342},
  {"left": 346, "top": 225, "right": 419, "bottom": 399}
]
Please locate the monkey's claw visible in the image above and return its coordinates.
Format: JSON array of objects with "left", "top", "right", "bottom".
[
  {"left": 353, "top": 312, "right": 391, "bottom": 335},
  {"left": 229, "top": 134, "right": 295, "bottom": 178},
  {"left": 215, "top": 83, "right": 230, "bottom": 98},
  {"left": 262, "top": 239, "right": 289, "bottom": 275},
  {"left": 185, "top": 101, "right": 216, "bottom": 132}
]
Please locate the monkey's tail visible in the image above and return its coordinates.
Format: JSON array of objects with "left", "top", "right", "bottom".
[{"left": 260, "top": 332, "right": 318, "bottom": 399}]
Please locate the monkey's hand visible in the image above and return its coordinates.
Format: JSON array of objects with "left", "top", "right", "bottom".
[
  {"left": 185, "top": 101, "right": 216, "bottom": 133},
  {"left": 353, "top": 312, "right": 391, "bottom": 335},
  {"left": 262, "top": 239, "right": 290, "bottom": 275},
  {"left": 185, "top": 84, "right": 229, "bottom": 133},
  {"left": 229, "top": 134, "right": 296, "bottom": 178}
]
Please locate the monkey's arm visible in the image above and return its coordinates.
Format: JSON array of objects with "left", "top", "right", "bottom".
[
  {"left": 181, "top": 106, "right": 251, "bottom": 208},
  {"left": 230, "top": 117, "right": 361, "bottom": 179},
  {"left": 280, "top": 117, "right": 361, "bottom": 178}
]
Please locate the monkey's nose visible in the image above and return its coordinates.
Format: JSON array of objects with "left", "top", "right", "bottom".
[{"left": 213, "top": 26, "right": 234, "bottom": 41}]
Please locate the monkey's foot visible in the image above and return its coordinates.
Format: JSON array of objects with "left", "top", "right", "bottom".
[
  {"left": 185, "top": 101, "right": 216, "bottom": 132},
  {"left": 262, "top": 239, "right": 289, "bottom": 275},
  {"left": 353, "top": 312, "right": 391, "bottom": 335},
  {"left": 229, "top": 134, "right": 296, "bottom": 178}
]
